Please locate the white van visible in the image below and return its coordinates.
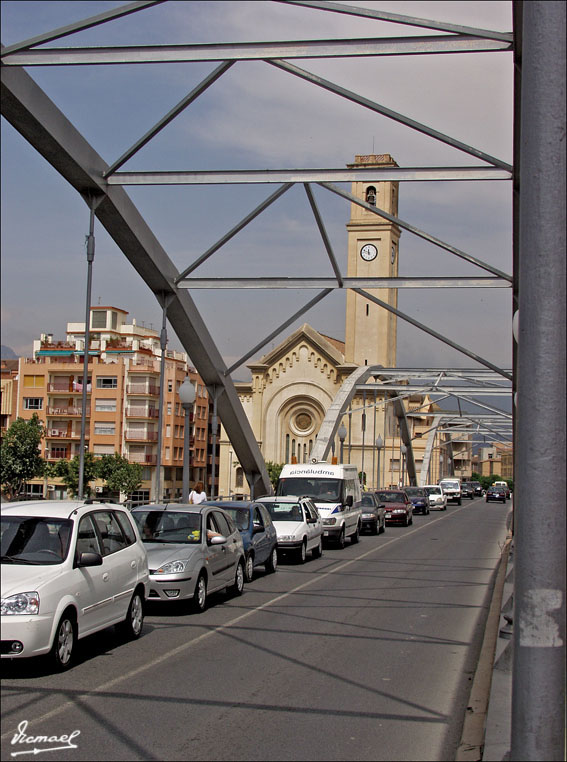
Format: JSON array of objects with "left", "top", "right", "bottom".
[
  {"left": 276, "top": 463, "right": 362, "bottom": 548},
  {"left": 439, "top": 477, "right": 462, "bottom": 505}
]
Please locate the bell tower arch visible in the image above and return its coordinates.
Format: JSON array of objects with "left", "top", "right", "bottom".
[{"left": 344, "top": 154, "right": 401, "bottom": 367}]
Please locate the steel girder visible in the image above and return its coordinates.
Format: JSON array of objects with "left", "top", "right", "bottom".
[{"left": 0, "top": 62, "right": 272, "bottom": 498}]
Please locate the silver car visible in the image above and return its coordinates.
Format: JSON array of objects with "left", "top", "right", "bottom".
[{"left": 131, "top": 504, "right": 245, "bottom": 612}]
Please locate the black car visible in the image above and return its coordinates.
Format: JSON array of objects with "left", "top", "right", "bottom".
[
  {"left": 403, "top": 486, "right": 430, "bottom": 515},
  {"left": 485, "top": 486, "right": 507, "bottom": 503},
  {"left": 461, "top": 483, "right": 475, "bottom": 500},
  {"left": 469, "top": 481, "right": 484, "bottom": 497},
  {"left": 360, "top": 492, "right": 386, "bottom": 534}
]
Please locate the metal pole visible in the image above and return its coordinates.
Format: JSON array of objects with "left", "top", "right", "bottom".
[
  {"left": 78, "top": 201, "right": 97, "bottom": 500},
  {"left": 376, "top": 447, "right": 381, "bottom": 490},
  {"left": 512, "top": 3, "right": 566, "bottom": 759},
  {"left": 154, "top": 294, "right": 172, "bottom": 503},
  {"left": 182, "top": 405, "right": 191, "bottom": 502},
  {"left": 361, "top": 391, "right": 366, "bottom": 488},
  {"left": 210, "top": 387, "right": 219, "bottom": 499}
]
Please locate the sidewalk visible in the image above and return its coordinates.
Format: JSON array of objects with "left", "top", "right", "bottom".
[{"left": 456, "top": 510, "right": 513, "bottom": 762}]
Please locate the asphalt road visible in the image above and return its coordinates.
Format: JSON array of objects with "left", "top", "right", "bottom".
[{"left": 1, "top": 498, "right": 510, "bottom": 762}]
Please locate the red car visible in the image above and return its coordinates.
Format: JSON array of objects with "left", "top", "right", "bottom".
[{"left": 376, "top": 490, "right": 413, "bottom": 527}]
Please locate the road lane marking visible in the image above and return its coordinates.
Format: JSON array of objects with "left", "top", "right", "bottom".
[{"left": 0, "top": 504, "right": 491, "bottom": 737}]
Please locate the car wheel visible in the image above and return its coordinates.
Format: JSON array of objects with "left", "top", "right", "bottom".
[
  {"left": 297, "top": 540, "right": 307, "bottom": 564},
  {"left": 192, "top": 572, "right": 207, "bottom": 613},
  {"left": 350, "top": 523, "right": 360, "bottom": 544},
  {"left": 117, "top": 589, "right": 144, "bottom": 640},
  {"left": 337, "top": 528, "right": 346, "bottom": 549},
  {"left": 265, "top": 547, "right": 278, "bottom": 573},
  {"left": 312, "top": 537, "right": 323, "bottom": 559},
  {"left": 229, "top": 561, "right": 245, "bottom": 596},
  {"left": 457, "top": 499, "right": 462, "bottom": 505},
  {"left": 244, "top": 553, "right": 254, "bottom": 583},
  {"left": 50, "top": 610, "right": 76, "bottom": 671},
  {"left": 425, "top": 507, "right": 430, "bottom": 515},
  {"left": 371, "top": 520, "right": 379, "bottom": 535},
  {"left": 379, "top": 517, "right": 386, "bottom": 534}
]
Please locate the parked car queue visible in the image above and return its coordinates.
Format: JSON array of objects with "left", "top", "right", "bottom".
[{"left": 1, "top": 485, "right": 491, "bottom": 672}]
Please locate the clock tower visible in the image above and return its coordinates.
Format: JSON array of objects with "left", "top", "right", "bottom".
[{"left": 344, "top": 154, "right": 401, "bottom": 367}]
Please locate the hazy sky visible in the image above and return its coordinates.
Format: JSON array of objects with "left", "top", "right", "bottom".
[{"left": 1, "top": 1, "right": 514, "bottom": 378}]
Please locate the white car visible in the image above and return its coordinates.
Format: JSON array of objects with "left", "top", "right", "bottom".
[
  {"left": 256, "top": 496, "right": 323, "bottom": 563},
  {"left": 1, "top": 500, "right": 149, "bottom": 670},
  {"left": 423, "top": 485, "right": 448, "bottom": 511}
]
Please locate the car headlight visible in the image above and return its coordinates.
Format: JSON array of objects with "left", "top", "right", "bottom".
[
  {"left": 393, "top": 509, "right": 405, "bottom": 514},
  {"left": 154, "top": 560, "right": 189, "bottom": 575},
  {"left": 322, "top": 518, "right": 336, "bottom": 526},
  {"left": 1, "top": 592, "right": 40, "bottom": 616},
  {"left": 278, "top": 535, "right": 297, "bottom": 542},
  {"left": 362, "top": 513, "right": 375, "bottom": 519}
]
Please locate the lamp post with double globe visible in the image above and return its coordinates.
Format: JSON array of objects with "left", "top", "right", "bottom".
[
  {"left": 375, "top": 435, "right": 384, "bottom": 489},
  {"left": 178, "top": 377, "right": 196, "bottom": 503}
]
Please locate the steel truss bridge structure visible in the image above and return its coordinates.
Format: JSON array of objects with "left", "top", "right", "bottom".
[{"left": 1, "top": 2, "right": 564, "bottom": 758}]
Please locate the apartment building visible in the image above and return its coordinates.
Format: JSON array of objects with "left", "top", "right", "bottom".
[{"left": 14, "top": 305, "right": 214, "bottom": 501}]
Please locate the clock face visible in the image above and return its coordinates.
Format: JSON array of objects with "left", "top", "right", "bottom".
[{"left": 360, "top": 243, "right": 378, "bottom": 262}]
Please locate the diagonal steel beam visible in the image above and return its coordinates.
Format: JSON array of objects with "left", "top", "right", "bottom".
[
  {"left": 0, "top": 60, "right": 272, "bottom": 498},
  {"left": 275, "top": 0, "right": 513, "bottom": 43},
  {"left": 105, "top": 61, "right": 236, "bottom": 176},
  {"left": 175, "top": 183, "right": 294, "bottom": 283},
  {"left": 1, "top": 1, "right": 165, "bottom": 55},
  {"left": 268, "top": 59, "right": 512, "bottom": 171},
  {"left": 319, "top": 182, "right": 513, "bottom": 281},
  {"left": 303, "top": 184, "right": 343, "bottom": 287},
  {"left": 353, "top": 288, "right": 513, "bottom": 381},
  {"left": 224, "top": 289, "right": 334, "bottom": 376}
]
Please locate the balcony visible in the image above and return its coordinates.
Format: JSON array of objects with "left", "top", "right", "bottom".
[
  {"left": 126, "top": 383, "right": 159, "bottom": 396},
  {"left": 125, "top": 429, "right": 158, "bottom": 442},
  {"left": 128, "top": 453, "right": 157, "bottom": 465},
  {"left": 45, "top": 428, "right": 87, "bottom": 440},
  {"left": 48, "top": 381, "right": 92, "bottom": 394},
  {"left": 126, "top": 406, "right": 159, "bottom": 419},
  {"left": 47, "top": 405, "right": 90, "bottom": 417},
  {"left": 129, "top": 361, "right": 160, "bottom": 374}
]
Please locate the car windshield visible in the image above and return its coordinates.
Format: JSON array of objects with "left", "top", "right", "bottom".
[
  {"left": 404, "top": 488, "right": 426, "bottom": 497},
  {"left": 376, "top": 492, "right": 404, "bottom": 503},
  {"left": 277, "top": 478, "right": 341, "bottom": 502},
  {"left": 424, "top": 487, "right": 441, "bottom": 495},
  {"left": 1, "top": 516, "right": 73, "bottom": 565},
  {"left": 222, "top": 507, "right": 250, "bottom": 532},
  {"left": 361, "top": 495, "right": 376, "bottom": 507},
  {"left": 261, "top": 502, "right": 305, "bottom": 522},
  {"left": 441, "top": 481, "right": 460, "bottom": 489},
  {"left": 132, "top": 510, "right": 201, "bottom": 543}
]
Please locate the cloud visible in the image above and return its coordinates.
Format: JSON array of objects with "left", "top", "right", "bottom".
[{"left": 1, "top": 0, "right": 514, "bottom": 375}]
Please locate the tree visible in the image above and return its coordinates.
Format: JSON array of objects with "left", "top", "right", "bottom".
[
  {"left": 96, "top": 453, "right": 143, "bottom": 498},
  {"left": 265, "top": 461, "right": 284, "bottom": 489},
  {"left": 49, "top": 452, "right": 98, "bottom": 498},
  {"left": 0, "top": 414, "right": 45, "bottom": 499}
]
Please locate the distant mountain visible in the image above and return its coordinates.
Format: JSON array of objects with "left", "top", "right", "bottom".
[{"left": 1, "top": 345, "right": 18, "bottom": 359}]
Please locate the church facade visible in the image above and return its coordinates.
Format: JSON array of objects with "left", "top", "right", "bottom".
[{"left": 217, "top": 154, "right": 446, "bottom": 496}]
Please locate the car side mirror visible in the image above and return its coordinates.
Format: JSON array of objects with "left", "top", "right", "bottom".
[
  {"left": 345, "top": 495, "right": 353, "bottom": 507},
  {"left": 76, "top": 551, "right": 103, "bottom": 567},
  {"left": 378, "top": 503, "right": 385, "bottom": 509},
  {"left": 209, "top": 535, "right": 227, "bottom": 545},
  {"left": 252, "top": 523, "right": 264, "bottom": 534}
]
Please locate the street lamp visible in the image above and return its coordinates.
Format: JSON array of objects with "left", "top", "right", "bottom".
[
  {"left": 178, "top": 377, "right": 196, "bottom": 503},
  {"left": 439, "top": 454, "right": 444, "bottom": 481},
  {"left": 338, "top": 423, "right": 347, "bottom": 463},
  {"left": 375, "top": 435, "right": 384, "bottom": 489},
  {"left": 401, "top": 444, "right": 407, "bottom": 487}
]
